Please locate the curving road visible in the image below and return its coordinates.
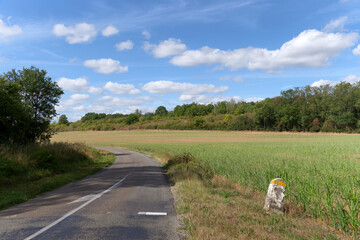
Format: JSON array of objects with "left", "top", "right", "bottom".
[{"left": 0, "top": 147, "right": 179, "bottom": 240}]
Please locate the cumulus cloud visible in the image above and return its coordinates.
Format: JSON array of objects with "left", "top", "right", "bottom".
[
  {"left": 142, "top": 30, "right": 151, "bottom": 39},
  {"left": 0, "top": 19, "right": 22, "bottom": 38},
  {"left": 57, "top": 77, "right": 103, "bottom": 94},
  {"left": 57, "top": 77, "right": 89, "bottom": 92},
  {"left": 311, "top": 75, "right": 360, "bottom": 87},
  {"left": 144, "top": 38, "right": 187, "bottom": 58},
  {"left": 104, "top": 81, "right": 141, "bottom": 95},
  {"left": 88, "top": 87, "right": 103, "bottom": 95},
  {"left": 310, "top": 79, "right": 338, "bottom": 87},
  {"left": 102, "top": 25, "right": 119, "bottom": 37},
  {"left": 83, "top": 58, "right": 128, "bottom": 74},
  {"left": 178, "top": 94, "right": 263, "bottom": 104},
  {"left": 170, "top": 30, "right": 358, "bottom": 72},
  {"left": 322, "top": 16, "right": 348, "bottom": 32},
  {"left": 53, "top": 23, "right": 97, "bottom": 44},
  {"left": 142, "top": 80, "right": 228, "bottom": 95},
  {"left": 115, "top": 40, "right": 134, "bottom": 51},
  {"left": 70, "top": 94, "right": 90, "bottom": 102},
  {"left": 342, "top": 74, "right": 360, "bottom": 84},
  {"left": 59, "top": 94, "right": 90, "bottom": 108},
  {"left": 353, "top": 44, "right": 360, "bottom": 55}
]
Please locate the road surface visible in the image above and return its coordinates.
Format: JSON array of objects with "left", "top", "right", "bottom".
[{"left": 0, "top": 147, "right": 179, "bottom": 240}]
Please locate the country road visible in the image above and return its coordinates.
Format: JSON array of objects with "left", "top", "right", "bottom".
[{"left": 0, "top": 147, "right": 179, "bottom": 240}]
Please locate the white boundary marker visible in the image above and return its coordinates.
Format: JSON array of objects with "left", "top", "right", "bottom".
[
  {"left": 138, "top": 212, "right": 167, "bottom": 216},
  {"left": 24, "top": 168, "right": 134, "bottom": 240}
]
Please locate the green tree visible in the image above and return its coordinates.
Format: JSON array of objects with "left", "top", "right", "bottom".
[
  {"left": 155, "top": 106, "right": 168, "bottom": 116},
  {"left": 0, "top": 78, "right": 30, "bottom": 143},
  {"left": 125, "top": 113, "right": 139, "bottom": 125},
  {"left": 3, "top": 66, "right": 63, "bottom": 143},
  {"left": 58, "top": 115, "right": 69, "bottom": 125}
]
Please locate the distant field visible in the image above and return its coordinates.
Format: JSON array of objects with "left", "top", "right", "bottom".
[{"left": 53, "top": 130, "right": 360, "bottom": 237}]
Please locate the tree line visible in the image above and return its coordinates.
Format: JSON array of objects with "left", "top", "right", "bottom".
[{"left": 57, "top": 81, "right": 360, "bottom": 133}]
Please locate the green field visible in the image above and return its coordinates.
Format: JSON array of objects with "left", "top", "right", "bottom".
[{"left": 53, "top": 131, "right": 360, "bottom": 237}]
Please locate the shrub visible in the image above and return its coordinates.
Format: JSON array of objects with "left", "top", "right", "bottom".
[{"left": 125, "top": 114, "right": 139, "bottom": 125}]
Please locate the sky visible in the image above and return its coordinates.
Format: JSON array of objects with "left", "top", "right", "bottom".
[{"left": 1, "top": 0, "right": 360, "bottom": 121}]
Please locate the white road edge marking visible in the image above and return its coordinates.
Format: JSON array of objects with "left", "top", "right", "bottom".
[
  {"left": 24, "top": 168, "right": 134, "bottom": 240},
  {"left": 67, "top": 194, "right": 101, "bottom": 204},
  {"left": 138, "top": 212, "right": 167, "bottom": 216}
]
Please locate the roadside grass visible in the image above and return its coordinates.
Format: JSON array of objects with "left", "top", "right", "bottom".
[
  {"left": 52, "top": 131, "right": 360, "bottom": 238},
  {"left": 165, "top": 153, "right": 343, "bottom": 239},
  {"left": 0, "top": 142, "right": 115, "bottom": 210}
]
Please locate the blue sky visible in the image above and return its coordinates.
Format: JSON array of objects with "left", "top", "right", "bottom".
[{"left": 1, "top": 0, "right": 360, "bottom": 121}]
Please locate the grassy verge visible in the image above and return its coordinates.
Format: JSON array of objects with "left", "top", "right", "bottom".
[
  {"left": 163, "top": 153, "right": 344, "bottom": 240},
  {"left": 0, "top": 142, "right": 115, "bottom": 210}
]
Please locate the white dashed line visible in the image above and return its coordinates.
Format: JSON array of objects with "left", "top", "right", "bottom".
[{"left": 138, "top": 212, "right": 167, "bottom": 216}]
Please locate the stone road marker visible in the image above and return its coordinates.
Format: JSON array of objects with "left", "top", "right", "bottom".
[{"left": 264, "top": 178, "right": 286, "bottom": 214}]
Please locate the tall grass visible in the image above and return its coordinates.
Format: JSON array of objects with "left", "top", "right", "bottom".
[{"left": 0, "top": 142, "right": 115, "bottom": 210}]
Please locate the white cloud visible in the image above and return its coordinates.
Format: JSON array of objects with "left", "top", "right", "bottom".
[
  {"left": 73, "top": 105, "right": 87, "bottom": 111},
  {"left": 88, "top": 87, "right": 103, "bottom": 95},
  {"left": 0, "top": 19, "right": 22, "bottom": 38},
  {"left": 57, "top": 77, "right": 103, "bottom": 94},
  {"left": 104, "top": 81, "right": 141, "bottom": 95},
  {"left": 322, "top": 16, "right": 348, "bottom": 32},
  {"left": 102, "top": 25, "right": 119, "bottom": 37},
  {"left": 170, "top": 30, "right": 358, "bottom": 72},
  {"left": 353, "top": 44, "right": 360, "bottom": 55},
  {"left": 115, "top": 40, "right": 134, "bottom": 51},
  {"left": 310, "top": 79, "right": 338, "bottom": 87},
  {"left": 59, "top": 94, "right": 90, "bottom": 109},
  {"left": 311, "top": 75, "right": 360, "bottom": 87},
  {"left": 144, "top": 38, "right": 187, "bottom": 58},
  {"left": 142, "top": 30, "right": 151, "bottom": 39},
  {"left": 99, "top": 95, "right": 153, "bottom": 106},
  {"left": 52, "top": 23, "right": 97, "bottom": 44},
  {"left": 245, "top": 97, "right": 264, "bottom": 102},
  {"left": 83, "top": 58, "right": 128, "bottom": 74},
  {"left": 342, "top": 74, "right": 360, "bottom": 84},
  {"left": 178, "top": 94, "right": 263, "bottom": 104},
  {"left": 142, "top": 80, "right": 228, "bottom": 95},
  {"left": 70, "top": 94, "right": 90, "bottom": 102},
  {"left": 219, "top": 75, "right": 244, "bottom": 83},
  {"left": 58, "top": 77, "right": 89, "bottom": 92}
]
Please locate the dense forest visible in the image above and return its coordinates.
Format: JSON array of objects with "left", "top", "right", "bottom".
[{"left": 54, "top": 82, "right": 360, "bottom": 133}]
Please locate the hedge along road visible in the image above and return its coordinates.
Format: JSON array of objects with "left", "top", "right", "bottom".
[{"left": 0, "top": 147, "right": 179, "bottom": 240}]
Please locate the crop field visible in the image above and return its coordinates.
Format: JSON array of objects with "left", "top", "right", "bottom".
[{"left": 53, "top": 130, "right": 360, "bottom": 237}]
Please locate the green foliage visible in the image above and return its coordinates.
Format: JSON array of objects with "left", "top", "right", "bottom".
[
  {"left": 0, "top": 67, "right": 63, "bottom": 144},
  {"left": 0, "top": 142, "right": 115, "bottom": 210},
  {"left": 0, "top": 78, "right": 30, "bottom": 144},
  {"left": 58, "top": 114, "right": 69, "bottom": 125},
  {"left": 81, "top": 112, "right": 107, "bottom": 121},
  {"left": 193, "top": 118, "right": 206, "bottom": 128},
  {"left": 125, "top": 113, "right": 139, "bottom": 125},
  {"left": 155, "top": 106, "right": 168, "bottom": 116}
]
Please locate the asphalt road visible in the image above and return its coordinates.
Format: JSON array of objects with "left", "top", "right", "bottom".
[{"left": 0, "top": 147, "right": 179, "bottom": 240}]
